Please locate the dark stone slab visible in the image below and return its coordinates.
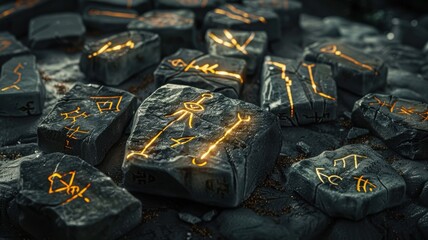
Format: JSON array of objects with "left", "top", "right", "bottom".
[
  {"left": 80, "top": 31, "right": 160, "bottom": 86},
  {"left": 323, "top": 17, "right": 379, "bottom": 41},
  {"left": 16, "top": 152, "right": 142, "bottom": 240},
  {"left": 300, "top": 15, "right": 340, "bottom": 47},
  {"left": 352, "top": 94, "right": 428, "bottom": 160},
  {"left": 206, "top": 29, "right": 267, "bottom": 75},
  {"left": 82, "top": 5, "right": 139, "bottom": 32},
  {"left": 156, "top": 0, "right": 224, "bottom": 23},
  {"left": 392, "top": 160, "right": 428, "bottom": 199},
  {"left": 123, "top": 84, "right": 282, "bottom": 207},
  {"left": 304, "top": 40, "right": 388, "bottom": 95},
  {"left": 261, "top": 56, "right": 337, "bottom": 126},
  {"left": 128, "top": 10, "right": 195, "bottom": 56},
  {"left": 154, "top": 48, "right": 246, "bottom": 99},
  {"left": 387, "top": 69, "right": 428, "bottom": 103},
  {"left": 38, "top": 83, "right": 138, "bottom": 165},
  {"left": 0, "top": 32, "right": 29, "bottom": 65},
  {"left": 377, "top": 44, "right": 424, "bottom": 74},
  {"left": 28, "top": 13, "right": 86, "bottom": 49},
  {"left": 0, "top": 55, "right": 45, "bottom": 117},
  {"left": 392, "top": 18, "right": 428, "bottom": 49},
  {"left": 288, "top": 144, "right": 406, "bottom": 220},
  {"left": 204, "top": 4, "right": 280, "bottom": 41}
]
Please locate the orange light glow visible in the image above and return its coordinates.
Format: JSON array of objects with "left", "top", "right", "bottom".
[
  {"left": 1, "top": 63, "right": 23, "bottom": 91},
  {"left": 354, "top": 175, "right": 377, "bottom": 193},
  {"left": 64, "top": 126, "right": 89, "bottom": 140},
  {"left": 208, "top": 30, "right": 255, "bottom": 55},
  {"left": 88, "top": 40, "right": 135, "bottom": 59},
  {"left": 48, "top": 171, "right": 91, "bottom": 205},
  {"left": 60, "top": 107, "right": 90, "bottom": 123},
  {"left": 333, "top": 154, "right": 366, "bottom": 169},
  {"left": 88, "top": 9, "right": 138, "bottom": 19},
  {"left": 90, "top": 96, "right": 123, "bottom": 113},
  {"left": 267, "top": 61, "right": 294, "bottom": 117},
  {"left": 320, "top": 45, "right": 375, "bottom": 72},
  {"left": 170, "top": 136, "right": 195, "bottom": 147},
  {"left": 302, "top": 63, "right": 336, "bottom": 100},
  {"left": 315, "top": 167, "right": 343, "bottom": 186},
  {"left": 214, "top": 4, "right": 266, "bottom": 24}
]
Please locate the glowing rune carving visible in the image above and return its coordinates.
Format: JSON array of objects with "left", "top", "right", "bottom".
[
  {"left": 169, "top": 59, "right": 244, "bottom": 83},
  {"left": 302, "top": 63, "right": 336, "bottom": 100},
  {"left": 1, "top": 63, "right": 23, "bottom": 91},
  {"left": 315, "top": 167, "right": 343, "bottom": 186},
  {"left": 192, "top": 113, "right": 251, "bottom": 167},
  {"left": 88, "top": 9, "right": 138, "bottom": 19},
  {"left": 333, "top": 154, "right": 367, "bottom": 169},
  {"left": 61, "top": 107, "right": 89, "bottom": 123},
  {"left": 354, "top": 175, "right": 377, "bottom": 193},
  {"left": 320, "top": 45, "right": 375, "bottom": 72},
  {"left": 214, "top": 4, "right": 267, "bottom": 24},
  {"left": 208, "top": 30, "right": 255, "bottom": 55},
  {"left": 90, "top": 96, "right": 123, "bottom": 113},
  {"left": 88, "top": 40, "right": 135, "bottom": 59},
  {"left": 369, "top": 96, "right": 428, "bottom": 122},
  {"left": 64, "top": 126, "right": 89, "bottom": 140},
  {"left": 48, "top": 171, "right": 91, "bottom": 205},
  {"left": 267, "top": 61, "right": 294, "bottom": 117},
  {"left": 170, "top": 136, "right": 195, "bottom": 148},
  {"left": 126, "top": 93, "right": 213, "bottom": 159}
]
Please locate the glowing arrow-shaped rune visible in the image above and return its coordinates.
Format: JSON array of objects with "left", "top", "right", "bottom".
[{"left": 315, "top": 168, "right": 343, "bottom": 186}]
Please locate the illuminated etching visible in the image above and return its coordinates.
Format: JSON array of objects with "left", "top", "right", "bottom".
[
  {"left": 320, "top": 45, "right": 375, "bottom": 72},
  {"left": 48, "top": 171, "right": 91, "bottom": 205},
  {"left": 208, "top": 30, "right": 255, "bottom": 55},
  {"left": 127, "top": 93, "right": 213, "bottom": 159},
  {"left": 369, "top": 96, "right": 396, "bottom": 112},
  {"left": 64, "top": 126, "right": 89, "bottom": 140},
  {"left": 192, "top": 113, "right": 251, "bottom": 167},
  {"left": 169, "top": 59, "right": 244, "bottom": 83},
  {"left": 266, "top": 61, "right": 294, "bottom": 117},
  {"left": 315, "top": 167, "right": 343, "bottom": 186},
  {"left": 214, "top": 4, "right": 267, "bottom": 24},
  {"left": 90, "top": 96, "right": 123, "bottom": 113},
  {"left": 302, "top": 63, "right": 336, "bottom": 100},
  {"left": 170, "top": 136, "right": 195, "bottom": 147},
  {"left": 88, "top": 9, "right": 138, "bottom": 19},
  {"left": 176, "top": 0, "right": 208, "bottom": 7},
  {"left": 65, "top": 140, "right": 72, "bottom": 150},
  {"left": 369, "top": 96, "right": 428, "bottom": 122},
  {"left": 88, "top": 40, "right": 135, "bottom": 59},
  {"left": 137, "top": 12, "right": 193, "bottom": 27},
  {"left": 0, "top": 39, "right": 12, "bottom": 52},
  {"left": 0, "top": 0, "right": 38, "bottom": 18},
  {"left": 354, "top": 175, "right": 377, "bottom": 193},
  {"left": 333, "top": 154, "right": 367, "bottom": 169},
  {"left": 1, "top": 63, "right": 23, "bottom": 91},
  {"left": 60, "top": 107, "right": 89, "bottom": 123}
]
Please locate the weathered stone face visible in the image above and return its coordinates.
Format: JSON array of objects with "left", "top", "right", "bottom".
[
  {"left": 156, "top": 0, "right": 222, "bottom": 22},
  {"left": 204, "top": 4, "right": 281, "bottom": 41},
  {"left": 38, "top": 83, "right": 138, "bottom": 165},
  {"left": 79, "top": 31, "right": 160, "bottom": 86},
  {"left": 0, "top": 32, "right": 29, "bottom": 65},
  {"left": 287, "top": 144, "right": 406, "bottom": 220},
  {"left": 123, "top": 84, "right": 282, "bottom": 207},
  {"left": 352, "top": 94, "right": 428, "bottom": 160},
  {"left": 154, "top": 48, "right": 246, "bottom": 99},
  {"left": 304, "top": 40, "right": 387, "bottom": 95},
  {"left": 260, "top": 56, "right": 337, "bottom": 126},
  {"left": 16, "top": 153, "right": 142, "bottom": 240},
  {"left": 0, "top": 55, "right": 45, "bottom": 117},
  {"left": 206, "top": 29, "right": 267, "bottom": 74}
]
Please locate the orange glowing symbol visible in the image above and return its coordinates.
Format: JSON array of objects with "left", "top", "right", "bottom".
[
  {"left": 48, "top": 171, "right": 91, "bottom": 205},
  {"left": 320, "top": 45, "right": 375, "bottom": 72},
  {"left": 90, "top": 96, "right": 123, "bottom": 113},
  {"left": 333, "top": 154, "right": 367, "bottom": 169},
  {"left": 169, "top": 58, "right": 244, "bottom": 83},
  {"left": 267, "top": 61, "right": 295, "bottom": 117},
  {"left": 170, "top": 136, "right": 195, "bottom": 147},
  {"left": 369, "top": 96, "right": 397, "bottom": 113},
  {"left": 214, "top": 4, "right": 267, "bottom": 24},
  {"left": 60, "top": 107, "right": 90, "bottom": 123},
  {"left": 208, "top": 30, "right": 255, "bottom": 55},
  {"left": 302, "top": 63, "right": 336, "bottom": 100},
  {"left": 398, "top": 106, "right": 415, "bottom": 115},
  {"left": 1, "top": 63, "right": 23, "bottom": 91},
  {"left": 192, "top": 113, "right": 251, "bottom": 167},
  {"left": 88, "top": 40, "right": 135, "bottom": 59},
  {"left": 64, "top": 126, "right": 89, "bottom": 140},
  {"left": 419, "top": 111, "right": 428, "bottom": 122},
  {"left": 354, "top": 175, "right": 377, "bottom": 193},
  {"left": 126, "top": 93, "right": 213, "bottom": 159},
  {"left": 0, "top": 0, "right": 38, "bottom": 18},
  {"left": 315, "top": 167, "right": 343, "bottom": 186},
  {"left": 0, "top": 39, "right": 11, "bottom": 52},
  {"left": 88, "top": 9, "right": 138, "bottom": 19}
]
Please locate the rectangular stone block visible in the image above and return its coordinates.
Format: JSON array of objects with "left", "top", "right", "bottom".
[
  {"left": 38, "top": 83, "right": 138, "bottom": 165},
  {"left": 0, "top": 32, "right": 29, "bottom": 65}
]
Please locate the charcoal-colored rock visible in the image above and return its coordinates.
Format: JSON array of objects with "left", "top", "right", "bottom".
[
  {"left": 387, "top": 69, "right": 428, "bottom": 103},
  {"left": 154, "top": 48, "right": 246, "bottom": 99},
  {"left": 123, "top": 84, "right": 281, "bottom": 207},
  {"left": 304, "top": 40, "right": 388, "bottom": 95},
  {"left": 206, "top": 29, "right": 267, "bottom": 74},
  {"left": 204, "top": 4, "right": 281, "bottom": 41},
  {"left": 352, "top": 94, "right": 428, "bottom": 160},
  {"left": 128, "top": 10, "right": 195, "bottom": 56},
  {"left": 29, "top": 13, "right": 86, "bottom": 49},
  {"left": 38, "top": 83, "right": 138, "bottom": 165},
  {"left": 346, "top": 127, "right": 370, "bottom": 140},
  {"left": 324, "top": 17, "right": 379, "bottom": 41},
  {"left": 82, "top": 5, "right": 139, "bottom": 32},
  {"left": 296, "top": 141, "right": 311, "bottom": 155},
  {"left": 80, "top": 31, "right": 160, "bottom": 86},
  {"left": 390, "top": 88, "right": 427, "bottom": 103},
  {"left": 0, "top": 32, "right": 29, "bottom": 65},
  {"left": 0, "top": 55, "right": 45, "bottom": 117},
  {"left": 288, "top": 144, "right": 406, "bottom": 220},
  {"left": 156, "top": 0, "right": 224, "bottom": 23},
  {"left": 392, "top": 160, "right": 428, "bottom": 198},
  {"left": 378, "top": 44, "right": 424, "bottom": 74},
  {"left": 261, "top": 56, "right": 337, "bottom": 126},
  {"left": 16, "top": 153, "right": 142, "bottom": 240}
]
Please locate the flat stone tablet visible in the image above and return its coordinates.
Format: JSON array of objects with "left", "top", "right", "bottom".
[
  {"left": 0, "top": 32, "right": 29, "bottom": 65},
  {"left": 16, "top": 153, "right": 142, "bottom": 240},
  {"left": 38, "top": 83, "right": 138, "bottom": 165},
  {"left": 204, "top": 4, "right": 280, "bottom": 41},
  {"left": 288, "top": 144, "right": 406, "bottom": 220},
  {"left": 80, "top": 31, "right": 160, "bottom": 86},
  {"left": 0, "top": 55, "right": 45, "bottom": 117},
  {"left": 154, "top": 48, "right": 246, "bottom": 98},
  {"left": 206, "top": 29, "right": 267, "bottom": 74},
  {"left": 352, "top": 93, "right": 428, "bottom": 160},
  {"left": 304, "top": 40, "right": 387, "bottom": 95},
  {"left": 82, "top": 5, "right": 139, "bottom": 32},
  {"left": 260, "top": 56, "right": 337, "bottom": 126},
  {"left": 123, "top": 84, "right": 282, "bottom": 207}
]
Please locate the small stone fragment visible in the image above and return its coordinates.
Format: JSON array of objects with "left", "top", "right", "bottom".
[
  {"left": 296, "top": 141, "right": 311, "bottom": 155},
  {"left": 178, "top": 212, "right": 202, "bottom": 224},
  {"left": 346, "top": 127, "right": 370, "bottom": 140},
  {"left": 0, "top": 32, "right": 29, "bottom": 65}
]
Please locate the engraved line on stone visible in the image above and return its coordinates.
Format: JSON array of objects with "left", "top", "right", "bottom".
[
  {"left": 214, "top": 4, "right": 266, "bottom": 24},
  {"left": 88, "top": 40, "right": 135, "bottom": 59},
  {"left": 302, "top": 63, "right": 336, "bottom": 100},
  {"left": 315, "top": 167, "right": 343, "bottom": 186},
  {"left": 208, "top": 30, "right": 255, "bottom": 55},
  {"left": 170, "top": 136, "right": 195, "bottom": 147},
  {"left": 320, "top": 44, "right": 375, "bottom": 72},
  {"left": 267, "top": 61, "right": 294, "bottom": 117},
  {"left": 333, "top": 154, "right": 367, "bottom": 169},
  {"left": 48, "top": 171, "right": 91, "bottom": 205},
  {"left": 353, "top": 175, "right": 377, "bottom": 193},
  {"left": 90, "top": 96, "right": 123, "bottom": 113},
  {"left": 60, "top": 107, "right": 90, "bottom": 123},
  {"left": 64, "top": 126, "right": 90, "bottom": 140},
  {"left": 1, "top": 63, "right": 23, "bottom": 91},
  {"left": 88, "top": 9, "right": 138, "bottom": 19}
]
